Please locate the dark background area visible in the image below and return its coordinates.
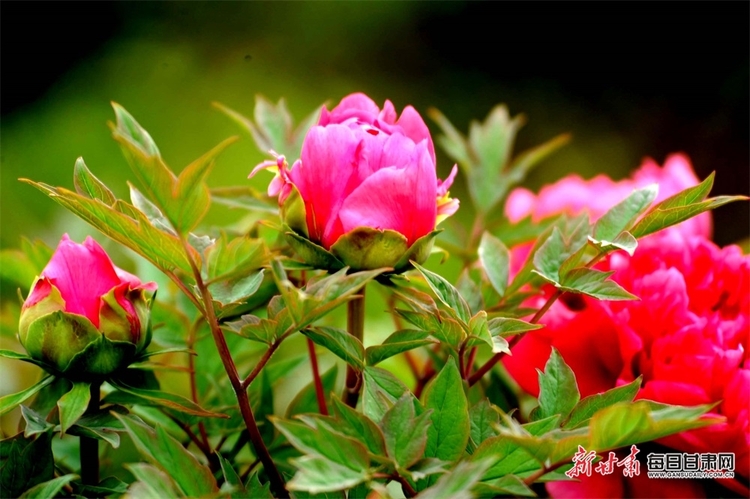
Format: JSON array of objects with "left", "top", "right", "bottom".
[{"left": 2, "top": 1, "right": 748, "bottom": 246}]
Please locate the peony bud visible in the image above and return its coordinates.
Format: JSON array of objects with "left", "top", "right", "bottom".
[
  {"left": 251, "top": 93, "right": 459, "bottom": 272},
  {"left": 18, "top": 234, "right": 156, "bottom": 380}
]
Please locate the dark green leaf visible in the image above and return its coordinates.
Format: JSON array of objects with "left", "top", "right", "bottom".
[
  {"left": 563, "top": 377, "right": 642, "bottom": 429},
  {"left": 303, "top": 326, "right": 365, "bottom": 370},
  {"left": 116, "top": 414, "right": 218, "bottom": 497},
  {"left": 382, "top": 394, "right": 433, "bottom": 469},
  {"left": 469, "top": 399, "right": 499, "bottom": 446},
  {"left": 19, "top": 474, "right": 76, "bottom": 499},
  {"left": 365, "top": 329, "right": 437, "bottom": 366},
  {"left": 72, "top": 476, "right": 129, "bottom": 497},
  {"left": 422, "top": 358, "right": 470, "bottom": 486},
  {"left": 478, "top": 232, "right": 509, "bottom": 297},
  {"left": 0, "top": 431, "right": 54, "bottom": 498},
  {"left": 67, "top": 408, "right": 127, "bottom": 449},
  {"left": 0, "top": 376, "right": 54, "bottom": 416},
  {"left": 57, "top": 381, "right": 90, "bottom": 434},
  {"left": 533, "top": 348, "right": 580, "bottom": 421}
]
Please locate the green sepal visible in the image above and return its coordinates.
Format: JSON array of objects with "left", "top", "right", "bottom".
[
  {"left": 330, "top": 227, "right": 409, "bottom": 271},
  {"left": 393, "top": 230, "right": 442, "bottom": 272},
  {"left": 98, "top": 284, "right": 154, "bottom": 350},
  {"left": 22, "top": 311, "right": 101, "bottom": 375},
  {"left": 284, "top": 230, "right": 344, "bottom": 272}
]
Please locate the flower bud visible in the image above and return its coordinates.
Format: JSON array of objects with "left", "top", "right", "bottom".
[
  {"left": 251, "top": 93, "right": 459, "bottom": 272},
  {"left": 18, "top": 235, "right": 156, "bottom": 380}
]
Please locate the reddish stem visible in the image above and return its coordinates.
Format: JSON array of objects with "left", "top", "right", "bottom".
[{"left": 307, "top": 337, "right": 328, "bottom": 415}]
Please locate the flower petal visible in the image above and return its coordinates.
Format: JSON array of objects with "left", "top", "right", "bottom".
[
  {"left": 396, "top": 105, "right": 436, "bottom": 162},
  {"left": 42, "top": 235, "right": 120, "bottom": 327},
  {"left": 337, "top": 142, "right": 437, "bottom": 247}
]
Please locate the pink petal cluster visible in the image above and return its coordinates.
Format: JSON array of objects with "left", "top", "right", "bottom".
[
  {"left": 24, "top": 234, "right": 156, "bottom": 336},
  {"left": 252, "top": 93, "right": 458, "bottom": 249},
  {"left": 500, "top": 155, "right": 749, "bottom": 494},
  {"left": 506, "top": 153, "right": 712, "bottom": 238}
]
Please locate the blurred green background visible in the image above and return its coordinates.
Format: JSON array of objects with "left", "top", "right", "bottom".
[
  {"left": 2, "top": 2, "right": 748, "bottom": 252},
  {"left": 1, "top": 2, "right": 748, "bottom": 438}
]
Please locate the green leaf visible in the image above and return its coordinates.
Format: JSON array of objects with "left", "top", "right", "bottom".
[
  {"left": 206, "top": 233, "right": 268, "bottom": 282},
  {"left": 272, "top": 418, "right": 370, "bottom": 472},
  {"left": 20, "top": 406, "right": 53, "bottom": 438},
  {"left": 72, "top": 476, "right": 129, "bottom": 497},
  {"left": 630, "top": 172, "right": 748, "bottom": 238},
  {"left": 116, "top": 414, "right": 219, "bottom": 497},
  {"left": 303, "top": 326, "right": 365, "bottom": 370},
  {"left": 532, "top": 227, "right": 567, "bottom": 284},
  {"left": 286, "top": 365, "right": 338, "bottom": 418},
  {"left": 217, "top": 452, "right": 245, "bottom": 492},
  {"left": 478, "top": 232, "right": 509, "bottom": 297},
  {"left": 469, "top": 399, "right": 499, "bottom": 446},
  {"left": 19, "top": 474, "right": 77, "bottom": 499},
  {"left": 0, "top": 350, "right": 47, "bottom": 369},
  {"left": 533, "top": 348, "right": 580, "bottom": 421},
  {"left": 330, "top": 396, "right": 386, "bottom": 456},
  {"left": 487, "top": 317, "right": 543, "bottom": 339},
  {"left": 365, "top": 329, "right": 437, "bottom": 366},
  {"left": 592, "top": 185, "right": 658, "bottom": 242},
  {"left": 20, "top": 179, "right": 197, "bottom": 277},
  {"left": 422, "top": 358, "right": 470, "bottom": 486},
  {"left": 287, "top": 455, "right": 368, "bottom": 495},
  {"left": 57, "top": 381, "right": 91, "bottom": 434},
  {"left": 107, "top": 378, "right": 228, "bottom": 419},
  {"left": 73, "top": 157, "right": 116, "bottom": 205},
  {"left": 208, "top": 270, "right": 265, "bottom": 307},
  {"left": 362, "top": 366, "right": 409, "bottom": 423},
  {"left": 563, "top": 377, "right": 642, "bottom": 429},
  {"left": 223, "top": 314, "right": 277, "bottom": 345},
  {"left": 210, "top": 185, "right": 278, "bottom": 213},
  {"left": 67, "top": 408, "right": 127, "bottom": 448},
  {"left": 412, "top": 262, "right": 471, "bottom": 323},
  {"left": 126, "top": 463, "right": 183, "bottom": 498},
  {"left": 559, "top": 268, "right": 638, "bottom": 301},
  {"left": 0, "top": 376, "right": 54, "bottom": 416},
  {"left": 382, "top": 394, "right": 433, "bottom": 469},
  {"left": 467, "top": 311, "right": 505, "bottom": 353},
  {"left": 0, "top": 431, "right": 54, "bottom": 498},
  {"left": 415, "top": 458, "right": 493, "bottom": 499},
  {"left": 403, "top": 458, "right": 449, "bottom": 482},
  {"left": 589, "top": 400, "right": 718, "bottom": 451}
]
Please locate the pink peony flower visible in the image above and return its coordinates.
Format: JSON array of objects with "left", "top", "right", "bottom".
[
  {"left": 505, "top": 153, "right": 711, "bottom": 237},
  {"left": 251, "top": 93, "right": 458, "bottom": 271},
  {"left": 19, "top": 234, "right": 156, "bottom": 379}
]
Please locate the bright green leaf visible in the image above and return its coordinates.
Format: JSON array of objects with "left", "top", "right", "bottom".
[
  {"left": 126, "top": 463, "right": 183, "bottom": 498},
  {"left": 382, "top": 394, "right": 433, "bottom": 469},
  {"left": 533, "top": 348, "right": 580, "bottom": 421},
  {"left": 593, "top": 185, "right": 658, "bottom": 242},
  {"left": 0, "top": 376, "right": 54, "bottom": 416},
  {"left": 287, "top": 455, "right": 367, "bottom": 495},
  {"left": 362, "top": 366, "right": 409, "bottom": 423},
  {"left": 19, "top": 474, "right": 77, "bottom": 499},
  {"left": 563, "top": 377, "right": 642, "bottom": 429},
  {"left": 559, "top": 268, "right": 638, "bottom": 301},
  {"left": 412, "top": 262, "right": 471, "bottom": 323},
  {"left": 365, "top": 329, "right": 437, "bottom": 366},
  {"left": 57, "top": 381, "right": 91, "bottom": 434},
  {"left": 303, "top": 326, "right": 365, "bottom": 370}
]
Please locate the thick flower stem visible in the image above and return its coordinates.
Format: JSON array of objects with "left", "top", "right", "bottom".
[
  {"left": 307, "top": 338, "right": 329, "bottom": 415},
  {"left": 344, "top": 290, "right": 366, "bottom": 407},
  {"left": 80, "top": 383, "right": 101, "bottom": 486}
]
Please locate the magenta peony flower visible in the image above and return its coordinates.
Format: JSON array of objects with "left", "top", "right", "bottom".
[
  {"left": 251, "top": 93, "right": 458, "bottom": 271},
  {"left": 19, "top": 234, "right": 156, "bottom": 379}
]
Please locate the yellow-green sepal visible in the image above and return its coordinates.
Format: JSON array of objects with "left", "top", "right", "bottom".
[{"left": 330, "top": 228, "right": 410, "bottom": 271}]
